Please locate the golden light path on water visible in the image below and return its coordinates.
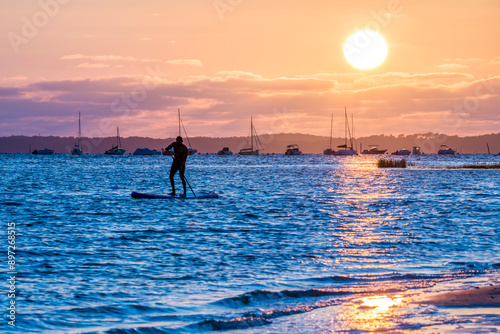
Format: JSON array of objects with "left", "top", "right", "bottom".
[
  {"left": 318, "top": 157, "right": 410, "bottom": 271},
  {"left": 313, "top": 158, "right": 414, "bottom": 332}
]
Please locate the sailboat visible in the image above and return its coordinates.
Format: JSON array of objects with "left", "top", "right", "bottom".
[
  {"left": 239, "top": 117, "right": 262, "bottom": 155},
  {"left": 104, "top": 127, "right": 126, "bottom": 155},
  {"left": 163, "top": 109, "right": 197, "bottom": 155},
  {"left": 332, "top": 107, "right": 358, "bottom": 156},
  {"left": 323, "top": 113, "right": 335, "bottom": 155},
  {"left": 71, "top": 112, "right": 83, "bottom": 155}
]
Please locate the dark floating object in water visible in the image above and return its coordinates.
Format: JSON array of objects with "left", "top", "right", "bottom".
[
  {"left": 377, "top": 158, "right": 413, "bottom": 168},
  {"left": 446, "top": 164, "right": 500, "bottom": 169}
]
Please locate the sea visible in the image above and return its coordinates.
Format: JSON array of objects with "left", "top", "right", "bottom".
[{"left": 1, "top": 153, "right": 499, "bottom": 333}]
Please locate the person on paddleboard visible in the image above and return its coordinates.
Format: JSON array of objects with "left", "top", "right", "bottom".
[{"left": 165, "top": 136, "right": 188, "bottom": 197}]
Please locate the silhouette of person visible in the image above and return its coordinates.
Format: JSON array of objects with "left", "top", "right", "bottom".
[{"left": 165, "top": 136, "right": 188, "bottom": 196}]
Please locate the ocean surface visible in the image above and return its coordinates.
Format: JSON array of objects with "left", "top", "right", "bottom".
[{"left": 1, "top": 153, "right": 499, "bottom": 333}]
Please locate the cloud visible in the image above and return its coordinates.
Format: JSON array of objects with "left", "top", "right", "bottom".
[
  {"left": 165, "top": 59, "right": 203, "bottom": 67},
  {"left": 61, "top": 54, "right": 161, "bottom": 62},
  {"left": 76, "top": 63, "right": 111, "bottom": 69},
  {"left": 435, "top": 64, "right": 469, "bottom": 70},
  {"left": 1, "top": 73, "right": 500, "bottom": 137}
]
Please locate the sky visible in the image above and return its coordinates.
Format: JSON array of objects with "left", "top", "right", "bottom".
[{"left": 1, "top": 0, "right": 499, "bottom": 139}]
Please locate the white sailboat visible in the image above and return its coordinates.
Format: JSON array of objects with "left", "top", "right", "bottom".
[
  {"left": 239, "top": 117, "right": 262, "bottom": 155},
  {"left": 163, "top": 108, "right": 197, "bottom": 155},
  {"left": 71, "top": 112, "right": 83, "bottom": 155},
  {"left": 323, "top": 113, "right": 335, "bottom": 155},
  {"left": 105, "top": 127, "right": 126, "bottom": 155},
  {"left": 332, "top": 107, "right": 358, "bottom": 156}
]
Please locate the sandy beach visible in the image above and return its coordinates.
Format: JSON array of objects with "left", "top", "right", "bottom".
[{"left": 417, "top": 285, "right": 500, "bottom": 306}]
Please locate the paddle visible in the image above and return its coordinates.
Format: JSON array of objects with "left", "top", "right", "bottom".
[{"left": 166, "top": 150, "right": 196, "bottom": 198}]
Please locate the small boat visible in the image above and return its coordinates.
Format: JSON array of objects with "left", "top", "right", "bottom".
[
  {"left": 362, "top": 145, "right": 387, "bottom": 155},
  {"left": 285, "top": 144, "right": 302, "bottom": 155},
  {"left": 163, "top": 109, "right": 197, "bottom": 156},
  {"left": 391, "top": 148, "right": 411, "bottom": 156},
  {"left": 71, "top": 111, "right": 83, "bottom": 155},
  {"left": 332, "top": 107, "right": 358, "bottom": 156},
  {"left": 217, "top": 147, "right": 233, "bottom": 155},
  {"left": 412, "top": 146, "right": 422, "bottom": 155},
  {"left": 437, "top": 145, "right": 456, "bottom": 155},
  {"left": 239, "top": 117, "right": 262, "bottom": 155},
  {"left": 133, "top": 148, "right": 162, "bottom": 156},
  {"left": 324, "top": 114, "right": 335, "bottom": 155},
  {"left": 32, "top": 148, "right": 54, "bottom": 155},
  {"left": 105, "top": 127, "right": 126, "bottom": 155}
]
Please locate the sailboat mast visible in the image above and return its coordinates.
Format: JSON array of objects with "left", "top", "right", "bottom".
[
  {"left": 250, "top": 117, "right": 254, "bottom": 151},
  {"left": 344, "top": 107, "right": 347, "bottom": 148},
  {"left": 329, "top": 113, "right": 333, "bottom": 150},
  {"left": 351, "top": 113, "right": 355, "bottom": 150},
  {"left": 117, "top": 127, "right": 121, "bottom": 148},
  {"left": 178, "top": 108, "right": 181, "bottom": 137},
  {"left": 78, "top": 111, "right": 81, "bottom": 149}
]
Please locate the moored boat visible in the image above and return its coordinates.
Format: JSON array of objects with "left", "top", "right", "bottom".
[
  {"left": 239, "top": 117, "right": 262, "bottom": 155},
  {"left": 217, "top": 147, "right": 233, "bottom": 155},
  {"left": 412, "top": 146, "right": 422, "bottom": 155},
  {"left": 323, "top": 114, "right": 335, "bottom": 155},
  {"left": 32, "top": 148, "right": 54, "bottom": 155},
  {"left": 391, "top": 148, "right": 411, "bottom": 156},
  {"left": 362, "top": 145, "right": 387, "bottom": 155},
  {"left": 285, "top": 144, "right": 302, "bottom": 155},
  {"left": 133, "top": 148, "right": 162, "bottom": 156},
  {"left": 437, "top": 145, "right": 456, "bottom": 155},
  {"left": 332, "top": 107, "right": 358, "bottom": 156},
  {"left": 71, "top": 111, "right": 83, "bottom": 155},
  {"left": 163, "top": 108, "right": 198, "bottom": 156},
  {"left": 105, "top": 127, "right": 126, "bottom": 155}
]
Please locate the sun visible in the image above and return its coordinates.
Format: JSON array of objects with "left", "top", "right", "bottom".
[{"left": 344, "top": 30, "right": 387, "bottom": 70}]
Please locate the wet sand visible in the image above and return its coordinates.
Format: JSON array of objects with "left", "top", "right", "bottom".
[{"left": 418, "top": 285, "right": 500, "bottom": 306}]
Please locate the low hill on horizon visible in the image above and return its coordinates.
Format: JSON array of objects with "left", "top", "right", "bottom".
[{"left": 1, "top": 133, "right": 499, "bottom": 154}]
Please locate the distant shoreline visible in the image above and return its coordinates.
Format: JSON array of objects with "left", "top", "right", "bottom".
[{"left": 1, "top": 133, "right": 499, "bottom": 154}]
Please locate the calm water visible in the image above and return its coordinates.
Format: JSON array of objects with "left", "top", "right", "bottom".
[{"left": 1, "top": 153, "right": 499, "bottom": 333}]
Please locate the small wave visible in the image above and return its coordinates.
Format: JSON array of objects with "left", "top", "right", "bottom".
[
  {"left": 214, "top": 288, "right": 354, "bottom": 307},
  {"left": 71, "top": 304, "right": 128, "bottom": 315},
  {"left": 448, "top": 262, "right": 494, "bottom": 271},
  {"left": 193, "top": 317, "right": 272, "bottom": 331},
  {"left": 106, "top": 326, "right": 177, "bottom": 334},
  {"left": 0, "top": 201, "right": 22, "bottom": 206},
  {"left": 194, "top": 298, "right": 343, "bottom": 331},
  {"left": 305, "top": 272, "right": 444, "bottom": 283}
]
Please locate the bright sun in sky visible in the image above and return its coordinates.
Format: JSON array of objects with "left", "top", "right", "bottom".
[{"left": 344, "top": 30, "right": 388, "bottom": 70}]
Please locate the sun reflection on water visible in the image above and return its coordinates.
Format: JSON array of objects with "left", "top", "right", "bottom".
[
  {"left": 338, "top": 294, "right": 405, "bottom": 332},
  {"left": 361, "top": 295, "right": 404, "bottom": 310}
]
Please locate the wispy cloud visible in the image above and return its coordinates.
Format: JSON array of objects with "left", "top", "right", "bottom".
[
  {"left": 165, "top": 59, "right": 203, "bottom": 67},
  {"left": 75, "top": 63, "right": 110, "bottom": 69},
  {"left": 435, "top": 64, "right": 469, "bottom": 70},
  {"left": 61, "top": 54, "right": 161, "bottom": 62}
]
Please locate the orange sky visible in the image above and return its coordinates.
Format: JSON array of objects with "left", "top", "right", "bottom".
[{"left": 1, "top": 0, "right": 499, "bottom": 138}]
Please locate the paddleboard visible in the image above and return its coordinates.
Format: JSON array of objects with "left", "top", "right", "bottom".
[{"left": 131, "top": 191, "right": 219, "bottom": 199}]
